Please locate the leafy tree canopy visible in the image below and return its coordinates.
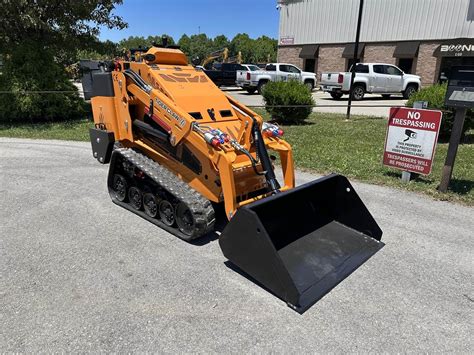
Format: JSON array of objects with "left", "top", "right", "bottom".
[{"left": 0, "top": 0, "right": 127, "bottom": 55}]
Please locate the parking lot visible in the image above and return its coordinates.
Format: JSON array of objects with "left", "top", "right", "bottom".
[
  {"left": 74, "top": 83, "right": 406, "bottom": 118},
  {"left": 1, "top": 138, "right": 472, "bottom": 352},
  {"left": 226, "top": 87, "right": 406, "bottom": 117}
]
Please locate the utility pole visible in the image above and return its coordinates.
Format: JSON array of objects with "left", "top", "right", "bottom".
[{"left": 346, "top": 0, "right": 364, "bottom": 120}]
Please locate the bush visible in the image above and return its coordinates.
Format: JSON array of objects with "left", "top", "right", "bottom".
[
  {"left": 262, "top": 80, "right": 314, "bottom": 124},
  {"left": 406, "top": 83, "right": 474, "bottom": 140},
  {"left": 0, "top": 41, "right": 85, "bottom": 123}
]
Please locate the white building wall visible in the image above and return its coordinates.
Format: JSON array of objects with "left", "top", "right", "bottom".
[{"left": 278, "top": 0, "right": 474, "bottom": 44}]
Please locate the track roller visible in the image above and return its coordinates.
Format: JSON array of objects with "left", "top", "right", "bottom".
[
  {"left": 143, "top": 193, "right": 159, "bottom": 218},
  {"left": 128, "top": 186, "right": 143, "bottom": 210},
  {"left": 107, "top": 148, "right": 215, "bottom": 241},
  {"left": 159, "top": 200, "right": 175, "bottom": 226}
]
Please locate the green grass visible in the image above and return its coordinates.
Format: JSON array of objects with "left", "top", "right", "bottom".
[
  {"left": 1, "top": 113, "right": 473, "bottom": 205},
  {"left": 255, "top": 110, "right": 473, "bottom": 206},
  {"left": 0, "top": 119, "right": 93, "bottom": 141}
]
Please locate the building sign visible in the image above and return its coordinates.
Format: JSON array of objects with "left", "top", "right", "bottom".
[
  {"left": 383, "top": 107, "right": 442, "bottom": 175},
  {"left": 435, "top": 38, "right": 474, "bottom": 57},
  {"left": 280, "top": 36, "right": 294, "bottom": 45}
]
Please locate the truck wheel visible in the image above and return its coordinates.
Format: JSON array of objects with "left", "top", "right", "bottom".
[
  {"left": 305, "top": 81, "right": 314, "bottom": 91},
  {"left": 351, "top": 85, "right": 365, "bottom": 101},
  {"left": 403, "top": 85, "right": 417, "bottom": 99},
  {"left": 257, "top": 81, "right": 268, "bottom": 95},
  {"left": 246, "top": 88, "right": 257, "bottom": 94},
  {"left": 330, "top": 92, "right": 343, "bottom": 100},
  {"left": 381, "top": 94, "right": 391, "bottom": 99}
]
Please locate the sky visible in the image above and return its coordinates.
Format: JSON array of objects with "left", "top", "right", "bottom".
[{"left": 99, "top": 0, "right": 280, "bottom": 42}]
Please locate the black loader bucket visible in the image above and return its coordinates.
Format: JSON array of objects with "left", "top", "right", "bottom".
[{"left": 219, "top": 174, "right": 383, "bottom": 313}]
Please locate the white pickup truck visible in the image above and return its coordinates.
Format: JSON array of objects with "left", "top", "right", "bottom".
[
  {"left": 321, "top": 63, "right": 421, "bottom": 100},
  {"left": 236, "top": 63, "right": 317, "bottom": 94}
]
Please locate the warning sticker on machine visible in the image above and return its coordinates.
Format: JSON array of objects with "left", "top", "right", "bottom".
[{"left": 383, "top": 107, "right": 442, "bottom": 175}]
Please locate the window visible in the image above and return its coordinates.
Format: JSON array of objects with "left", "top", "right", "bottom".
[
  {"left": 266, "top": 64, "right": 276, "bottom": 71},
  {"left": 288, "top": 65, "right": 300, "bottom": 73},
  {"left": 247, "top": 65, "right": 260, "bottom": 71},
  {"left": 373, "top": 65, "right": 385, "bottom": 74},
  {"left": 385, "top": 65, "right": 403, "bottom": 76},
  {"left": 354, "top": 64, "right": 369, "bottom": 73},
  {"left": 346, "top": 58, "right": 361, "bottom": 71},
  {"left": 280, "top": 65, "right": 300, "bottom": 73}
]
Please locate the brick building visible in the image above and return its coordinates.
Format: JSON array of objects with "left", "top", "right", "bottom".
[{"left": 277, "top": 0, "right": 474, "bottom": 85}]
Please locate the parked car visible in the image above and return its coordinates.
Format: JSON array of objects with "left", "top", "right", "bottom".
[
  {"left": 320, "top": 63, "right": 421, "bottom": 100},
  {"left": 203, "top": 63, "right": 247, "bottom": 87},
  {"left": 236, "top": 63, "right": 317, "bottom": 94}
]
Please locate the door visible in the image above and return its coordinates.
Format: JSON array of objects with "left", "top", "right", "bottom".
[
  {"left": 304, "top": 59, "right": 316, "bottom": 73},
  {"left": 222, "top": 64, "right": 244, "bottom": 86},
  {"left": 385, "top": 65, "right": 404, "bottom": 92},
  {"left": 279, "top": 64, "right": 300, "bottom": 81},
  {"left": 372, "top": 65, "right": 388, "bottom": 92}
]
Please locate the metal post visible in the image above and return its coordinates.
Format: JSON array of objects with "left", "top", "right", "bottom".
[
  {"left": 346, "top": 0, "right": 364, "bottom": 120},
  {"left": 400, "top": 101, "right": 426, "bottom": 182},
  {"left": 438, "top": 108, "right": 467, "bottom": 192}
]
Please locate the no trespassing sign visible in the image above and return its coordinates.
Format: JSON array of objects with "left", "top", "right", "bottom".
[{"left": 383, "top": 107, "right": 442, "bottom": 175}]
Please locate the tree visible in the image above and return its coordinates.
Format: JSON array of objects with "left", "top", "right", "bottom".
[
  {"left": 230, "top": 33, "right": 254, "bottom": 63},
  {"left": 0, "top": 0, "right": 126, "bottom": 123},
  {"left": 0, "top": 0, "right": 126, "bottom": 55},
  {"left": 212, "top": 35, "right": 230, "bottom": 52},
  {"left": 178, "top": 34, "right": 192, "bottom": 56},
  {"left": 253, "top": 36, "right": 277, "bottom": 63}
]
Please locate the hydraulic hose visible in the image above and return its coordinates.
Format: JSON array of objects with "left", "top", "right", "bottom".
[{"left": 251, "top": 118, "right": 280, "bottom": 193}]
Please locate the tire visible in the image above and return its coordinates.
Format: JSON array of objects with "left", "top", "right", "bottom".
[
  {"left": 381, "top": 94, "right": 391, "bottom": 99},
  {"left": 246, "top": 88, "right": 257, "bottom": 94},
  {"left": 351, "top": 85, "right": 365, "bottom": 101},
  {"left": 330, "top": 92, "right": 343, "bottom": 100},
  {"left": 257, "top": 81, "right": 268, "bottom": 95},
  {"left": 304, "top": 81, "right": 314, "bottom": 91},
  {"left": 403, "top": 84, "right": 417, "bottom": 99}
]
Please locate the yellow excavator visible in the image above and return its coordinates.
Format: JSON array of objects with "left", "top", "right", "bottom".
[
  {"left": 80, "top": 38, "right": 383, "bottom": 313},
  {"left": 200, "top": 48, "right": 242, "bottom": 68}
]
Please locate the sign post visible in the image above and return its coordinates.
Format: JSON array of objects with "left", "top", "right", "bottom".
[
  {"left": 383, "top": 107, "right": 442, "bottom": 176},
  {"left": 438, "top": 108, "right": 467, "bottom": 192},
  {"left": 438, "top": 66, "right": 474, "bottom": 192},
  {"left": 400, "top": 101, "right": 429, "bottom": 182}
]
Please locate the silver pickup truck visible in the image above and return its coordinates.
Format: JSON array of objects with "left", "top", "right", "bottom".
[
  {"left": 321, "top": 63, "right": 421, "bottom": 100},
  {"left": 236, "top": 63, "right": 317, "bottom": 94}
]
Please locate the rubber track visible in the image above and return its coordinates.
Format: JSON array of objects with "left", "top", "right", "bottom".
[{"left": 113, "top": 148, "right": 215, "bottom": 240}]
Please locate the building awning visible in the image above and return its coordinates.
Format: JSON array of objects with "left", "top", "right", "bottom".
[
  {"left": 434, "top": 38, "right": 474, "bottom": 57},
  {"left": 393, "top": 41, "right": 420, "bottom": 58},
  {"left": 342, "top": 43, "right": 365, "bottom": 58},
  {"left": 299, "top": 45, "right": 319, "bottom": 59}
]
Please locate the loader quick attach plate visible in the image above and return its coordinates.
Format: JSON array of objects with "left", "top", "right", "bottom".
[{"left": 219, "top": 174, "right": 384, "bottom": 313}]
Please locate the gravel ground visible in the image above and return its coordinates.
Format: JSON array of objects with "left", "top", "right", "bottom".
[{"left": 1, "top": 138, "right": 472, "bottom": 352}]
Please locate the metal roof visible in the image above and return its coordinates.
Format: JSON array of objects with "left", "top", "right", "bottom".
[{"left": 278, "top": 0, "right": 474, "bottom": 45}]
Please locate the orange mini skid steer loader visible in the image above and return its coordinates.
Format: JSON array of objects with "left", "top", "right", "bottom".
[{"left": 81, "top": 40, "right": 383, "bottom": 313}]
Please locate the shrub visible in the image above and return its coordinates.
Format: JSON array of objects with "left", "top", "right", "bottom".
[
  {"left": 262, "top": 80, "right": 314, "bottom": 124},
  {"left": 0, "top": 41, "right": 85, "bottom": 124},
  {"left": 406, "top": 83, "right": 474, "bottom": 140}
]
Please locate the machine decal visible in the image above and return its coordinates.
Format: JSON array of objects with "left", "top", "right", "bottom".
[{"left": 155, "top": 98, "right": 186, "bottom": 127}]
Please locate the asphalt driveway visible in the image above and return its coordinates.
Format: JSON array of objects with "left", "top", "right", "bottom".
[{"left": 1, "top": 138, "right": 472, "bottom": 352}]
